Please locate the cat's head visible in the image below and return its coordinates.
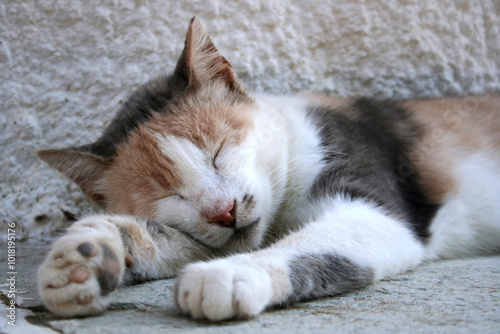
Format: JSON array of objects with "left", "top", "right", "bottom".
[{"left": 38, "top": 18, "right": 278, "bottom": 252}]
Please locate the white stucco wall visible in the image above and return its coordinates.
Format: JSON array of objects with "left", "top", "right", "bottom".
[{"left": 1, "top": 0, "right": 499, "bottom": 240}]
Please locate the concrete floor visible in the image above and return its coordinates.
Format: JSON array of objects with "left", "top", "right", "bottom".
[{"left": 1, "top": 240, "right": 499, "bottom": 334}]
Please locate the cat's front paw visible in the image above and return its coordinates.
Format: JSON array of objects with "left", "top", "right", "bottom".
[
  {"left": 38, "top": 217, "right": 125, "bottom": 317},
  {"left": 175, "top": 258, "right": 272, "bottom": 321}
]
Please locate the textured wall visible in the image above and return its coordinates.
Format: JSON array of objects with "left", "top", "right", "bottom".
[{"left": 1, "top": 0, "right": 499, "bottom": 240}]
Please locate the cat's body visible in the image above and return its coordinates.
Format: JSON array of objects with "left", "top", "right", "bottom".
[{"left": 37, "top": 18, "right": 500, "bottom": 320}]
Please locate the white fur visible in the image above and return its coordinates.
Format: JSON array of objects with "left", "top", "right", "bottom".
[
  {"left": 153, "top": 134, "right": 238, "bottom": 247},
  {"left": 295, "top": 196, "right": 424, "bottom": 280},
  {"left": 254, "top": 95, "right": 328, "bottom": 235},
  {"left": 425, "top": 151, "right": 500, "bottom": 260},
  {"left": 154, "top": 134, "right": 211, "bottom": 191},
  {"left": 152, "top": 129, "right": 281, "bottom": 251},
  {"left": 176, "top": 256, "right": 273, "bottom": 320}
]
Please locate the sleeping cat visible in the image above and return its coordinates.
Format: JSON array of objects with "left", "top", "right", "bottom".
[{"left": 37, "top": 17, "right": 500, "bottom": 321}]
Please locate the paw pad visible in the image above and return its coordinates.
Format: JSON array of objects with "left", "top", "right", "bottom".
[
  {"left": 69, "top": 265, "right": 90, "bottom": 284},
  {"left": 77, "top": 242, "right": 97, "bottom": 258},
  {"left": 75, "top": 294, "right": 93, "bottom": 306},
  {"left": 38, "top": 235, "right": 125, "bottom": 317}
]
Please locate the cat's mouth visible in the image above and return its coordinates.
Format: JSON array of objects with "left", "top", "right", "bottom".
[{"left": 182, "top": 217, "right": 261, "bottom": 250}]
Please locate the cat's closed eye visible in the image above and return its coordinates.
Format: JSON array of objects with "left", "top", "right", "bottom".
[
  {"left": 212, "top": 145, "right": 224, "bottom": 170},
  {"left": 156, "top": 194, "right": 185, "bottom": 201}
]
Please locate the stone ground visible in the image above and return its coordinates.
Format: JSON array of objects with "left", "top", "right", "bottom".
[{"left": 1, "top": 240, "right": 499, "bottom": 334}]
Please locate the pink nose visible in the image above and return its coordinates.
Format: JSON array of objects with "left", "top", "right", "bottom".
[{"left": 208, "top": 202, "right": 236, "bottom": 228}]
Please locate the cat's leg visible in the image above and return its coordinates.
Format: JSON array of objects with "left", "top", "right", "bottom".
[
  {"left": 38, "top": 214, "right": 212, "bottom": 317},
  {"left": 175, "top": 196, "right": 425, "bottom": 320}
]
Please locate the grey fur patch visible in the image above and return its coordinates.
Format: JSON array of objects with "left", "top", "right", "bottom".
[
  {"left": 117, "top": 226, "right": 134, "bottom": 256},
  {"left": 307, "top": 98, "right": 440, "bottom": 242},
  {"left": 285, "top": 253, "right": 374, "bottom": 305},
  {"left": 119, "top": 220, "right": 165, "bottom": 285},
  {"left": 146, "top": 219, "right": 173, "bottom": 241}
]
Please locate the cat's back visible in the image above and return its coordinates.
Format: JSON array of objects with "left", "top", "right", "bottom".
[{"left": 300, "top": 92, "right": 499, "bottom": 196}]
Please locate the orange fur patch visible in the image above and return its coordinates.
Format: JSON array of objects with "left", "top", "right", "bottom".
[
  {"left": 102, "top": 129, "right": 183, "bottom": 216},
  {"left": 122, "top": 223, "right": 156, "bottom": 257},
  {"left": 404, "top": 94, "right": 500, "bottom": 202},
  {"left": 150, "top": 83, "right": 254, "bottom": 150}
]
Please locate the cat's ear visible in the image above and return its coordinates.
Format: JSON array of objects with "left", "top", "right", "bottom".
[
  {"left": 37, "top": 149, "right": 108, "bottom": 207},
  {"left": 174, "top": 17, "right": 242, "bottom": 92}
]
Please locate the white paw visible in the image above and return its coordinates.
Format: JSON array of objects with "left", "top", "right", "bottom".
[
  {"left": 175, "top": 258, "right": 272, "bottom": 321},
  {"left": 38, "top": 217, "right": 125, "bottom": 317}
]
